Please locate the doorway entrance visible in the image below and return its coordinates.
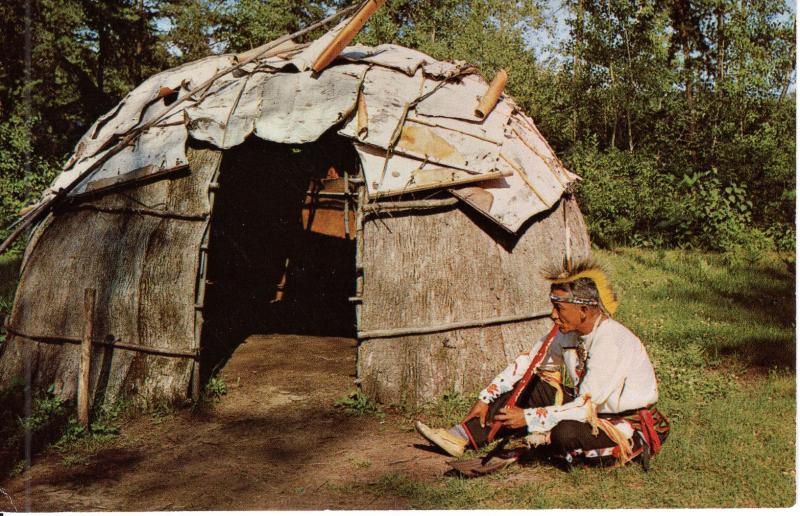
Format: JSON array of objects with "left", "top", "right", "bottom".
[{"left": 199, "top": 131, "right": 358, "bottom": 380}]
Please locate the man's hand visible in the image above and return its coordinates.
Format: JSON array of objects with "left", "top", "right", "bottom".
[
  {"left": 461, "top": 400, "right": 490, "bottom": 427},
  {"left": 494, "top": 406, "right": 527, "bottom": 429}
]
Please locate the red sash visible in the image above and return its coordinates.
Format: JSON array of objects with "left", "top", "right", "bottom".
[{"left": 635, "top": 407, "right": 667, "bottom": 455}]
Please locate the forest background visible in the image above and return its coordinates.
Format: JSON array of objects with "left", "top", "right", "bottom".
[{"left": 0, "top": 0, "right": 795, "bottom": 255}]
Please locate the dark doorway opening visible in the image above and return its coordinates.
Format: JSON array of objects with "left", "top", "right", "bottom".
[{"left": 199, "top": 130, "right": 358, "bottom": 381}]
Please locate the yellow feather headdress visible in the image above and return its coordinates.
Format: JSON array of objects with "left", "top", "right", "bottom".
[{"left": 544, "top": 258, "right": 619, "bottom": 315}]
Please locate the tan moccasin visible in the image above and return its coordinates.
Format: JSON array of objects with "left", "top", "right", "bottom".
[{"left": 415, "top": 421, "right": 468, "bottom": 457}]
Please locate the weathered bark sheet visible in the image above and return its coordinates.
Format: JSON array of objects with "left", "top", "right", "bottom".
[
  {"left": 0, "top": 147, "right": 221, "bottom": 404},
  {"left": 357, "top": 195, "right": 590, "bottom": 406}
]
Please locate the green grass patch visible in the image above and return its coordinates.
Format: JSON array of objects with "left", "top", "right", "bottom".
[
  {"left": 341, "top": 248, "right": 796, "bottom": 508},
  {"left": 0, "top": 382, "right": 72, "bottom": 478},
  {"left": 335, "top": 390, "right": 385, "bottom": 417},
  {"left": 0, "top": 376, "right": 132, "bottom": 478},
  {"left": 52, "top": 399, "right": 129, "bottom": 467}
]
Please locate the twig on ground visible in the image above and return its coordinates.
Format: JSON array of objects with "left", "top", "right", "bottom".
[
  {"left": 388, "top": 457, "right": 418, "bottom": 465},
  {"left": 0, "top": 487, "right": 18, "bottom": 512},
  {"left": 312, "top": 479, "right": 330, "bottom": 493}
]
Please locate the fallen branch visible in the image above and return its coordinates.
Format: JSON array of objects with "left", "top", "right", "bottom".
[{"left": 0, "top": 487, "right": 18, "bottom": 512}]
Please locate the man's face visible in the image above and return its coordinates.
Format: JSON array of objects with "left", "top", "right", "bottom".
[{"left": 550, "top": 288, "right": 584, "bottom": 334}]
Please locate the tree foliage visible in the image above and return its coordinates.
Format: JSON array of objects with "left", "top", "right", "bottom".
[{"left": 0, "top": 0, "right": 795, "bottom": 252}]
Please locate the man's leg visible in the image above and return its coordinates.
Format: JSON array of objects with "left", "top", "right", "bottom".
[
  {"left": 416, "top": 376, "right": 566, "bottom": 456},
  {"left": 461, "top": 377, "right": 561, "bottom": 449},
  {"left": 543, "top": 420, "right": 618, "bottom": 468}
]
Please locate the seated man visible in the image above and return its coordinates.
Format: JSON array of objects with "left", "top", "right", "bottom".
[{"left": 415, "top": 261, "right": 669, "bottom": 470}]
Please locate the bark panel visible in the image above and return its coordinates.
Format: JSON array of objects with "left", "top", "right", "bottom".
[
  {"left": 0, "top": 146, "right": 221, "bottom": 405},
  {"left": 357, "top": 195, "right": 590, "bottom": 406}
]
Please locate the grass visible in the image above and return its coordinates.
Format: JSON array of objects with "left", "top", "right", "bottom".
[
  {"left": 335, "top": 390, "right": 385, "bottom": 417},
  {"left": 337, "top": 248, "right": 796, "bottom": 508}
]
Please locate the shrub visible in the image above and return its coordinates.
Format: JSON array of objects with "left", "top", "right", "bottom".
[
  {"left": 568, "top": 140, "right": 787, "bottom": 254},
  {"left": 567, "top": 142, "right": 675, "bottom": 248},
  {"left": 205, "top": 376, "right": 228, "bottom": 399},
  {"left": 0, "top": 114, "right": 59, "bottom": 249}
]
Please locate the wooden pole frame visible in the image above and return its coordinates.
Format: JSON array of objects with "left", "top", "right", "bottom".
[
  {"left": 78, "top": 288, "right": 96, "bottom": 429},
  {"left": 357, "top": 310, "right": 551, "bottom": 340}
]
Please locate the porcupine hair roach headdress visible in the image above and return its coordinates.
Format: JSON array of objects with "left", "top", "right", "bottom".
[{"left": 543, "top": 257, "right": 619, "bottom": 316}]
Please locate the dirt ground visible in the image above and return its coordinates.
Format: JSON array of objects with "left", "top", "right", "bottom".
[{"left": 0, "top": 334, "right": 463, "bottom": 511}]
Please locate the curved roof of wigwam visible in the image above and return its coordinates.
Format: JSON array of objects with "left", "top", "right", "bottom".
[{"left": 45, "top": 16, "right": 578, "bottom": 234}]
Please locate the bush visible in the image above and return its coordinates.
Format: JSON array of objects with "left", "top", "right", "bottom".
[
  {"left": 568, "top": 140, "right": 788, "bottom": 253},
  {"left": 568, "top": 142, "right": 675, "bottom": 248},
  {"left": 205, "top": 376, "right": 228, "bottom": 399},
  {"left": 666, "top": 169, "right": 778, "bottom": 254},
  {"left": 0, "top": 114, "right": 59, "bottom": 249}
]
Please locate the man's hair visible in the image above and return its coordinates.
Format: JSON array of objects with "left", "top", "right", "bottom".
[
  {"left": 544, "top": 257, "right": 617, "bottom": 314},
  {"left": 550, "top": 277, "right": 600, "bottom": 304}
]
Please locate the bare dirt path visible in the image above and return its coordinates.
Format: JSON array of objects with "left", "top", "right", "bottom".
[{"left": 1, "top": 335, "right": 454, "bottom": 511}]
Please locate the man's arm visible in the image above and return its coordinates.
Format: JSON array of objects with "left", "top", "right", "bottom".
[
  {"left": 476, "top": 352, "right": 533, "bottom": 404},
  {"left": 521, "top": 339, "right": 628, "bottom": 433}
]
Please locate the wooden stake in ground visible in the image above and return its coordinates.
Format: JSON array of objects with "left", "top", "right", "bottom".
[{"left": 78, "top": 288, "right": 96, "bottom": 429}]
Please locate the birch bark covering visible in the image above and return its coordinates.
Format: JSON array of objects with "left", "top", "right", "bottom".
[
  {"left": 0, "top": 146, "right": 221, "bottom": 405},
  {"left": 357, "top": 195, "right": 590, "bottom": 406}
]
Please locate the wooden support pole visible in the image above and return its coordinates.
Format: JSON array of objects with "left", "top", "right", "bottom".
[
  {"left": 364, "top": 198, "right": 458, "bottom": 212},
  {"left": 78, "top": 288, "right": 96, "bottom": 430},
  {"left": 357, "top": 310, "right": 552, "bottom": 340},
  {"left": 312, "top": 0, "right": 387, "bottom": 73},
  {"left": 3, "top": 325, "right": 199, "bottom": 359},
  {"left": 191, "top": 358, "right": 201, "bottom": 400},
  {"left": 343, "top": 172, "right": 351, "bottom": 240}
]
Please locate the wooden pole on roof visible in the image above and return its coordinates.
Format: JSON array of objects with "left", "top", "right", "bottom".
[
  {"left": 312, "top": 0, "right": 387, "bottom": 73},
  {"left": 475, "top": 69, "right": 508, "bottom": 119},
  {"left": 78, "top": 288, "right": 96, "bottom": 430}
]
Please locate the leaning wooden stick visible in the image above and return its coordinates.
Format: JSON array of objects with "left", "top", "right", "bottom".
[
  {"left": 78, "top": 288, "right": 96, "bottom": 430},
  {"left": 312, "top": 0, "right": 387, "bottom": 73},
  {"left": 0, "top": 1, "right": 363, "bottom": 257}
]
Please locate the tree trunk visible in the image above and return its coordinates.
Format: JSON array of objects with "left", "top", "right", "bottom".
[
  {"left": 626, "top": 107, "right": 634, "bottom": 152},
  {"left": 97, "top": 22, "right": 107, "bottom": 97},
  {"left": 572, "top": 0, "right": 585, "bottom": 142}
]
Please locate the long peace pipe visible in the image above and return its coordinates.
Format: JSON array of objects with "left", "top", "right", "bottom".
[{"left": 0, "top": 1, "right": 366, "bottom": 257}]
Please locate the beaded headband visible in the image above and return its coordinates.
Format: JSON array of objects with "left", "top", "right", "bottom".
[{"left": 549, "top": 293, "right": 599, "bottom": 307}]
